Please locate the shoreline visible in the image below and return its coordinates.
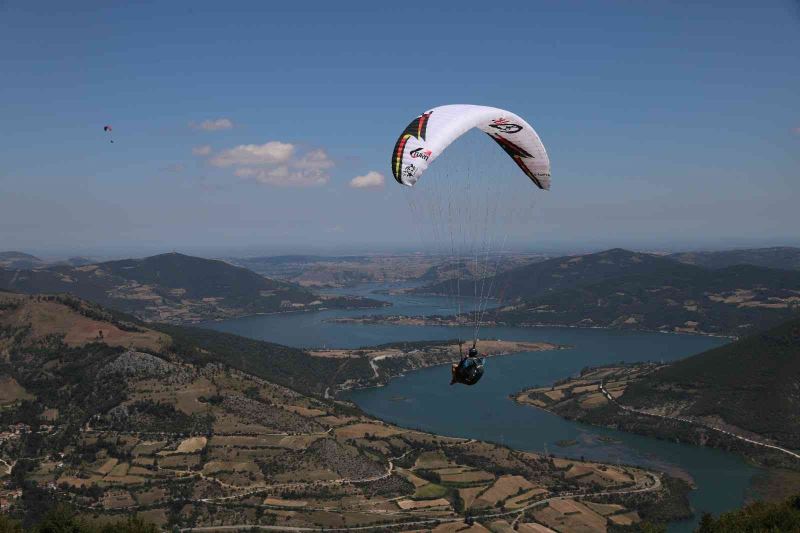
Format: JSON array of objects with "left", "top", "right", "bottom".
[
  {"left": 325, "top": 314, "right": 739, "bottom": 340},
  {"left": 511, "top": 363, "right": 800, "bottom": 502},
  {"left": 170, "top": 300, "right": 392, "bottom": 326},
  {"left": 339, "top": 353, "right": 697, "bottom": 530},
  {"left": 325, "top": 339, "right": 569, "bottom": 395}
]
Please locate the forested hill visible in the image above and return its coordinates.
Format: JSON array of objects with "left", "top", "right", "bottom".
[
  {"left": 0, "top": 291, "right": 367, "bottom": 399},
  {"left": 151, "top": 322, "right": 374, "bottom": 395},
  {"left": 694, "top": 492, "right": 800, "bottom": 532},
  {"left": 623, "top": 316, "right": 800, "bottom": 449},
  {"left": 670, "top": 246, "right": 800, "bottom": 271},
  {"left": 0, "top": 251, "right": 43, "bottom": 270},
  {"left": 100, "top": 253, "right": 298, "bottom": 299},
  {"left": 417, "top": 248, "right": 694, "bottom": 299},
  {"left": 0, "top": 252, "right": 383, "bottom": 324},
  {"left": 436, "top": 248, "right": 800, "bottom": 336}
]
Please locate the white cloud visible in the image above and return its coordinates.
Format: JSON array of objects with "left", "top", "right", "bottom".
[
  {"left": 190, "top": 118, "right": 234, "bottom": 131},
  {"left": 192, "top": 145, "right": 212, "bottom": 156},
  {"left": 210, "top": 141, "right": 294, "bottom": 167},
  {"left": 349, "top": 171, "right": 385, "bottom": 189},
  {"left": 207, "top": 141, "right": 334, "bottom": 187}
]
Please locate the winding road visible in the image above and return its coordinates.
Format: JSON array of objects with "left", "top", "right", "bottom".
[
  {"left": 181, "top": 434, "right": 660, "bottom": 533},
  {"left": 181, "top": 471, "right": 661, "bottom": 532},
  {"left": 599, "top": 382, "right": 800, "bottom": 460}
]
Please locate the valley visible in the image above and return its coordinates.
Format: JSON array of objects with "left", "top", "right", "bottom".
[
  {"left": 0, "top": 292, "right": 684, "bottom": 531},
  {"left": 342, "top": 248, "right": 800, "bottom": 337},
  {"left": 2, "top": 246, "right": 800, "bottom": 531},
  {"left": 0, "top": 253, "right": 384, "bottom": 325},
  {"left": 227, "top": 254, "right": 546, "bottom": 289}
]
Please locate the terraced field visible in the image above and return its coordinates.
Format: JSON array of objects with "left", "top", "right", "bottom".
[{"left": 0, "top": 293, "right": 676, "bottom": 531}]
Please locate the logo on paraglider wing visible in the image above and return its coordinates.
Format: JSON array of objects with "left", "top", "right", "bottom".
[
  {"left": 489, "top": 118, "right": 522, "bottom": 134},
  {"left": 392, "top": 111, "right": 433, "bottom": 183},
  {"left": 409, "top": 148, "right": 432, "bottom": 161},
  {"left": 402, "top": 164, "right": 417, "bottom": 180},
  {"left": 488, "top": 133, "right": 545, "bottom": 189}
]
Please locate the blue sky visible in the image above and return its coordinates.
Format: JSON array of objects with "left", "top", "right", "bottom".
[{"left": 1, "top": 1, "right": 798, "bottom": 257}]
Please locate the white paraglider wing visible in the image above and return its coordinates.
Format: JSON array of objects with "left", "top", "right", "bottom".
[{"left": 391, "top": 104, "right": 550, "bottom": 189}]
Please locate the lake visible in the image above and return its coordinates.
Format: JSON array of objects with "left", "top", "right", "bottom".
[{"left": 205, "top": 283, "right": 758, "bottom": 532}]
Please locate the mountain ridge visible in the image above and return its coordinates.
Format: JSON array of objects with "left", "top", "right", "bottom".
[
  {"left": 623, "top": 315, "right": 800, "bottom": 449},
  {"left": 670, "top": 246, "right": 800, "bottom": 271},
  {"left": 459, "top": 248, "right": 800, "bottom": 336},
  {"left": 0, "top": 252, "right": 43, "bottom": 270},
  {"left": 0, "top": 252, "right": 384, "bottom": 324}
]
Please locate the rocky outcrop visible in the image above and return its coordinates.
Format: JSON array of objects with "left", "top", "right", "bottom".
[{"left": 99, "top": 350, "right": 194, "bottom": 384}]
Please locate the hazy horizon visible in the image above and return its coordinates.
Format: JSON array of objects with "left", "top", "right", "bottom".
[{"left": 6, "top": 236, "right": 800, "bottom": 264}]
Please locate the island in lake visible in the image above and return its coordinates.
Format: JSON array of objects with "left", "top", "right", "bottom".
[{"left": 311, "top": 339, "right": 567, "bottom": 392}]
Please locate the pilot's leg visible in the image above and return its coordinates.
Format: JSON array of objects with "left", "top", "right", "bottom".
[{"left": 450, "top": 363, "right": 458, "bottom": 385}]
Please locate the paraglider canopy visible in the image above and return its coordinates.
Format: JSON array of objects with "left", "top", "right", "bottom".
[
  {"left": 391, "top": 104, "right": 550, "bottom": 189},
  {"left": 103, "top": 125, "right": 112, "bottom": 132},
  {"left": 390, "top": 104, "right": 551, "bottom": 387}
]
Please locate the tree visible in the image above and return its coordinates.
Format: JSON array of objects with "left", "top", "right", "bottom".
[
  {"left": 697, "top": 512, "right": 714, "bottom": 532},
  {"left": 0, "top": 516, "right": 23, "bottom": 533}
]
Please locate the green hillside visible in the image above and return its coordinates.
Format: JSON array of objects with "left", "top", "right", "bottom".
[
  {"left": 623, "top": 316, "right": 800, "bottom": 449},
  {"left": 492, "top": 264, "right": 800, "bottom": 335},
  {"left": 418, "top": 248, "right": 687, "bottom": 299},
  {"left": 153, "top": 323, "right": 373, "bottom": 396},
  {"left": 671, "top": 246, "right": 800, "bottom": 271},
  {"left": 0, "top": 252, "right": 383, "bottom": 323},
  {"left": 0, "top": 252, "right": 43, "bottom": 270},
  {"left": 469, "top": 249, "right": 800, "bottom": 336},
  {"left": 0, "top": 293, "right": 363, "bottom": 417},
  {"left": 695, "top": 493, "right": 800, "bottom": 532},
  {"left": 0, "top": 252, "right": 41, "bottom": 261},
  {"left": 101, "top": 253, "right": 298, "bottom": 301}
]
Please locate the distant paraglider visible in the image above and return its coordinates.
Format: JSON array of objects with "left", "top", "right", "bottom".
[{"left": 103, "top": 125, "right": 114, "bottom": 143}]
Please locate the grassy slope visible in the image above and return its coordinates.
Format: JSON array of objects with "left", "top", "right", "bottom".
[
  {"left": 0, "top": 253, "right": 300, "bottom": 306},
  {"left": 0, "top": 253, "right": 382, "bottom": 322},
  {"left": 445, "top": 249, "right": 800, "bottom": 336},
  {"left": 494, "top": 263, "right": 800, "bottom": 335},
  {"left": 100, "top": 253, "right": 299, "bottom": 299},
  {"left": 671, "top": 246, "right": 800, "bottom": 271},
  {"left": 153, "top": 323, "right": 373, "bottom": 396},
  {"left": 624, "top": 317, "right": 800, "bottom": 449},
  {"left": 0, "top": 292, "right": 370, "bottom": 402},
  {"left": 695, "top": 492, "right": 800, "bottom": 532},
  {"left": 418, "top": 248, "right": 684, "bottom": 299}
]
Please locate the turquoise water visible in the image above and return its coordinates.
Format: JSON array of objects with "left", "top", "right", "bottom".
[{"left": 205, "top": 284, "right": 759, "bottom": 532}]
